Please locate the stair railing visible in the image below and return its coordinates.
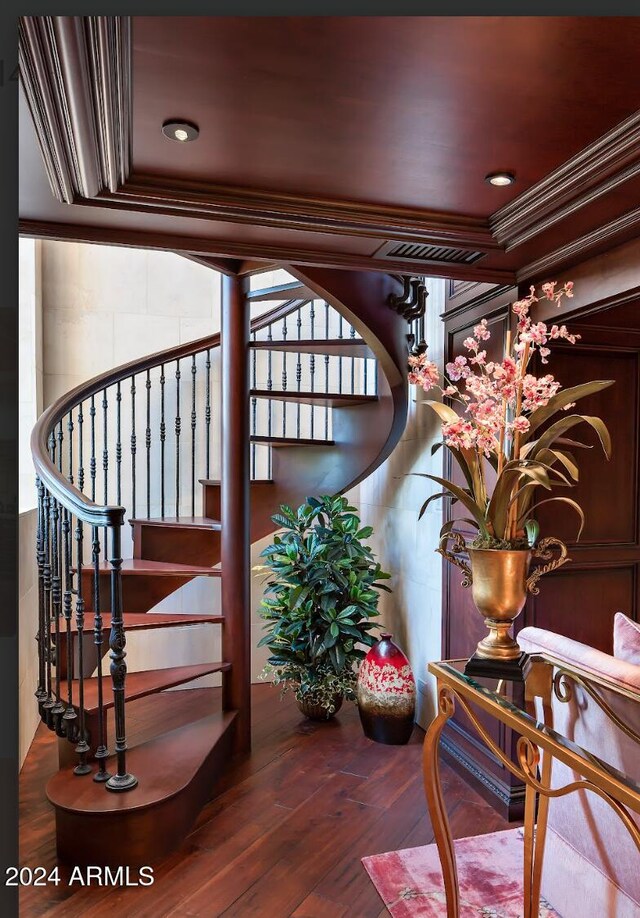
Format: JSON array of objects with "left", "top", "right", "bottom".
[{"left": 31, "top": 283, "right": 375, "bottom": 790}]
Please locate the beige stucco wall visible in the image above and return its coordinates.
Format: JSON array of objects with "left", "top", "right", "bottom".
[{"left": 358, "top": 277, "right": 446, "bottom": 728}]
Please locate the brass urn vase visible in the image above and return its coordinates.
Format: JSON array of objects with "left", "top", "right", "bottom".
[{"left": 439, "top": 532, "right": 569, "bottom": 673}]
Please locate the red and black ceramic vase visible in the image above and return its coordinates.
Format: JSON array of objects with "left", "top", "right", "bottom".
[{"left": 357, "top": 633, "right": 416, "bottom": 745}]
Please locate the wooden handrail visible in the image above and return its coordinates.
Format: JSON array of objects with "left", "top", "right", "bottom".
[{"left": 31, "top": 295, "right": 310, "bottom": 526}]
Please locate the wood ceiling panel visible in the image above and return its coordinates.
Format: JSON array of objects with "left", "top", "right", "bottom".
[{"left": 131, "top": 16, "right": 640, "bottom": 215}]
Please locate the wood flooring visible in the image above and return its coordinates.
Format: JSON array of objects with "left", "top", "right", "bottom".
[{"left": 20, "top": 683, "right": 513, "bottom": 917}]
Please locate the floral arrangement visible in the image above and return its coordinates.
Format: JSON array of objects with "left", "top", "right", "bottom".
[{"left": 408, "top": 282, "right": 613, "bottom": 549}]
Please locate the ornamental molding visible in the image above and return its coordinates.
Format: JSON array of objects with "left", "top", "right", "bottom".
[
  {"left": 19, "top": 15, "right": 131, "bottom": 203},
  {"left": 490, "top": 109, "right": 640, "bottom": 251}
]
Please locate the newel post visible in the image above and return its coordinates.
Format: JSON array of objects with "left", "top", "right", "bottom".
[{"left": 221, "top": 272, "right": 251, "bottom": 753}]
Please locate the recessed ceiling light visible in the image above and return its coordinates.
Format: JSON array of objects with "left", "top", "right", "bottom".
[
  {"left": 162, "top": 121, "right": 199, "bottom": 143},
  {"left": 485, "top": 171, "right": 516, "bottom": 187}
]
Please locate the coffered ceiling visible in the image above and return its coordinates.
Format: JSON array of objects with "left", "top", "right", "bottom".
[{"left": 18, "top": 15, "right": 640, "bottom": 283}]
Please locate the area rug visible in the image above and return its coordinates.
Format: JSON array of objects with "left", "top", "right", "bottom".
[{"left": 362, "top": 827, "right": 561, "bottom": 917}]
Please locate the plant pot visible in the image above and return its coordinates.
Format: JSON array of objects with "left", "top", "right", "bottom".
[
  {"left": 297, "top": 694, "right": 343, "bottom": 721},
  {"left": 439, "top": 533, "right": 569, "bottom": 662},
  {"left": 357, "top": 634, "right": 416, "bottom": 745}
]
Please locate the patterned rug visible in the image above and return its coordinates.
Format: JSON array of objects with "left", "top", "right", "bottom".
[{"left": 362, "top": 827, "right": 561, "bottom": 917}]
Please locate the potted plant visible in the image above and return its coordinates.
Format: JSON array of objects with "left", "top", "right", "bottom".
[
  {"left": 257, "top": 495, "right": 391, "bottom": 720},
  {"left": 408, "top": 281, "right": 613, "bottom": 675}
]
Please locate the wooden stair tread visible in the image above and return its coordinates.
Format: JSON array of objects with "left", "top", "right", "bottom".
[
  {"left": 247, "top": 281, "right": 314, "bottom": 301},
  {"left": 46, "top": 710, "right": 237, "bottom": 814},
  {"left": 250, "top": 339, "right": 372, "bottom": 358},
  {"left": 74, "top": 662, "right": 231, "bottom": 715},
  {"left": 250, "top": 435, "right": 335, "bottom": 447},
  {"left": 129, "top": 516, "right": 222, "bottom": 531},
  {"left": 53, "top": 612, "right": 223, "bottom": 634},
  {"left": 89, "top": 559, "right": 222, "bottom": 577},
  {"left": 251, "top": 388, "right": 376, "bottom": 407}
]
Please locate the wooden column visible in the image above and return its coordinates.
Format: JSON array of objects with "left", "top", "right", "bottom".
[{"left": 220, "top": 273, "right": 251, "bottom": 753}]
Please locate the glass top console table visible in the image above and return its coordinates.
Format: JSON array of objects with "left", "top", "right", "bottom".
[{"left": 423, "top": 656, "right": 640, "bottom": 918}]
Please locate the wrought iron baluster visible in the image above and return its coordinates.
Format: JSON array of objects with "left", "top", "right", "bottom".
[
  {"left": 281, "top": 315, "right": 288, "bottom": 438},
  {"left": 130, "top": 376, "right": 137, "bottom": 518},
  {"left": 41, "top": 489, "right": 54, "bottom": 727},
  {"left": 325, "top": 302, "right": 330, "bottom": 440},
  {"left": 191, "top": 355, "right": 197, "bottom": 516},
  {"left": 309, "top": 302, "right": 316, "bottom": 439},
  {"left": 115, "top": 383, "right": 122, "bottom": 505},
  {"left": 338, "top": 315, "right": 344, "bottom": 394},
  {"left": 73, "top": 519, "right": 91, "bottom": 775},
  {"left": 364, "top": 355, "right": 369, "bottom": 395},
  {"left": 102, "top": 388, "right": 109, "bottom": 548},
  {"left": 92, "top": 527, "right": 111, "bottom": 783},
  {"left": 57, "top": 421, "right": 64, "bottom": 474},
  {"left": 35, "top": 479, "right": 47, "bottom": 710},
  {"left": 296, "top": 307, "right": 303, "bottom": 439},
  {"left": 67, "top": 411, "right": 74, "bottom": 484},
  {"left": 251, "top": 332, "right": 257, "bottom": 479},
  {"left": 50, "top": 497, "right": 66, "bottom": 736},
  {"left": 175, "top": 359, "right": 181, "bottom": 517},
  {"left": 146, "top": 370, "right": 152, "bottom": 518},
  {"left": 106, "top": 525, "right": 138, "bottom": 792},
  {"left": 350, "top": 324, "right": 356, "bottom": 393},
  {"left": 61, "top": 508, "right": 77, "bottom": 740},
  {"left": 205, "top": 349, "right": 211, "bottom": 480},
  {"left": 90, "top": 396, "right": 97, "bottom": 502},
  {"left": 160, "top": 365, "right": 166, "bottom": 516},
  {"left": 77, "top": 403, "right": 85, "bottom": 492},
  {"left": 48, "top": 429, "right": 56, "bottom": 468}
]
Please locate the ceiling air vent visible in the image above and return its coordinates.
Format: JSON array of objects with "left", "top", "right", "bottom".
[{"left": 375, "top": 240, "right": 486, "bottom": 265}]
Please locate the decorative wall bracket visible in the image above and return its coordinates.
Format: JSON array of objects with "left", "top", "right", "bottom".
[{"left": 388, "top": 274, "right": 429, "bottom": 356}]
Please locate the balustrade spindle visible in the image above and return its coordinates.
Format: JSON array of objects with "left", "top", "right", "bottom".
[
  {"left": 92, "top": 527, "right": 111, "bottom": 783},
  {"left": 35, "top": 479, "right": 47, "bottom": 709},
  {"left": 251, "top": 332, "right": 257, "bottom": 479},
  {"left": 77, "top": 403, "right": 85, "bottom": 492},
  {"left": 102, "top": 388, "right": 109, "bottom": 548},
  {"left": 106, "top": 525, "right": 138, "bottom": 792},
  {"left": 146, "top": 371, "right": 152, "bottom": 518},
  {"left": 41, "top": 490, "right": 54, "bottom": 727},
  {"left": 175, "top": 359, "right": 181, "bottom": 517},
  {"left": 49, "top": 430, "right": 56, "bottom": 468},
  {"left": 61, "top": 508, "right": 77, "bottom": 739},
  {"left": 325, "top": 303, "right": 330, "bottom": 440},
  {"left": 51, "top": 497, "right": 66, "bottom": 736},
  {"left": 160, "top": 365, "right": 166, "bottom": 516},
  {"left": 296, "top": 307, "right": 303, "bottom": 440},
  {"left": 73, "top": 520, "right": 92, "bottom": 775},
  {"left": 338, "top": 315, "right": 344, "bottom": 394},
  {"left": 67, "top": 411, "right": 74, "bottom": 484},
  {"left": 57, "top": 420, "right": 64, "bottom": 473},
  {"left": 130, "top": 376, "right": 137, "bottom": 518},
  {"left": 205, "top": 349, "right": 212, "bottom": 480},
  {"left": 115, "top": 383, "right": 122, "bottom": 505},
  {"left": 309, "top": 302, "right": 316, "bottom": 439},
  {"left": 90, "top": 396, "right": 97, "bottom": 502},
  {"left": 281, "top": 324, "right": 288, "bottom": 437},
  {"left": 266, "top": 334, "right": 273, "bottom": 479},
  {"left": 350, "top": 324, "right": 356, "bottom": 393},
  {"left": 191, "top": 355, "right": 197, "bottom": 516}
]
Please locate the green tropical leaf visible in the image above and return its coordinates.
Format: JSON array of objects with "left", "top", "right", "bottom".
[{"left": 415, "top": 474, "right": 489, "bottom": 536}]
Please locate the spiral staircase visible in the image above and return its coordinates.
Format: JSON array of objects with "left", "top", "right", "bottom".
[{"left": 30, "top": 263, "right": 412, "bottom": 867}]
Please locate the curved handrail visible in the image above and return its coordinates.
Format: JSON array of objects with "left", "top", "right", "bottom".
[{"left": 31, "top": 295, "right": 310, "bottom": 526}]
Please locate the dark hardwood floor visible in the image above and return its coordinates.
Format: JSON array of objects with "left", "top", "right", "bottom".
[{"left": 20, "top": 684, "right": 512, "bottom": 917}]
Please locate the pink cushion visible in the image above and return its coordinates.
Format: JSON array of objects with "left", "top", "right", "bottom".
[{"left": 613, "top": 612, "right": 640, "bottom": 666}]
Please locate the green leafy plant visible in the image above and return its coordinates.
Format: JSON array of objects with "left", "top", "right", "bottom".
[{"left": 257, "top": 495, "right": 391, "bottom": 713}]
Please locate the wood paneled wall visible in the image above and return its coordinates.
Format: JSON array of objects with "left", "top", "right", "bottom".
[{"left": 440, "top": 259, "right": 640, "bottom": 818}]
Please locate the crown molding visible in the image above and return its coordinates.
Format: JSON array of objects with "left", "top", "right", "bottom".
[
  {"left": 490, "top": 110, "right": 640, "bottom": 251},
  {"left": 103, "top": 176, "right": 498, "bottom": 250},
  {"left": 19, "top": 15, "right": 131, "bottom": 203},
  {"left": 18, "top": 218, "right": 516, "bottom": 284},
  {"left": 516, "top": 205, "right": 640, "bottom": 283}
]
